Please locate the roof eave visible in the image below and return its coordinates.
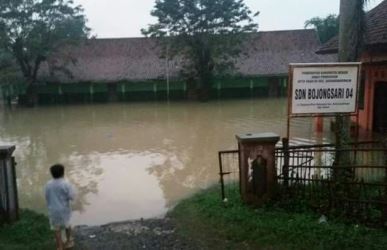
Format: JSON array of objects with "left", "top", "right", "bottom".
[{"left": 365, "top": 42, "right": 387, "bottom": 52}]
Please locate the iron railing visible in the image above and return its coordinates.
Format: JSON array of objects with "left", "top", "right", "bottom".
[
  {"left": 218, "top": 150, "right": 239, "bottom": 201},
  {"left": 218, "top": 140, "right": 387, "bottom": 227}
]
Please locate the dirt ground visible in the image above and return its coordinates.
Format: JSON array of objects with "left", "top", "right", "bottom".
[{"left": 74, "top": 217, "right": 199, "bottom": 250}]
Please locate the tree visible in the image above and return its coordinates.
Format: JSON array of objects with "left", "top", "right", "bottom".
[
  {"left": 334, "top": 0, "right": 368, "bottom": 180},
  {"left": 0, "top": 24, "right": 18, "bottom": 84},
  {"left": 338, "top": 0, "right": 367, "bottom": 62},
  {"left": 0, "top": 49, "right": 22, "bottom": 105},
  {"left": 305, "top": 14, "right": 339, "bottom": 43},
  {"left": 0, "top": 0, "right": 90, "bottom": 105},
  {"left": 142, "top": 0, "right": 258, "bottom": 100},
  {"left": 0, "top": 49, "right": 19, "bottom": 83}
]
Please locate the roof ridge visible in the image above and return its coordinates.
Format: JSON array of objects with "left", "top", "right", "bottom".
[
  {"left": 258, "top": 28, "right": 315, "bottom": 33},
  {"left": 90, "top": 29, "right": 318, "bottom": 41},
  {"left": 367, "top": 0, "right": 387, "bottom": 16}
]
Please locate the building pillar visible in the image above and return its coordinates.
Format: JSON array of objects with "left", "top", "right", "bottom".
[
  {"left": 108, "top": 83, "right": 118, "bottom": 102},
  {"left": 268, "top": 77, "right": 280, "bottom": 97},
  {"left": 315, "top": 117, "right": 324, "bottom": 133}
]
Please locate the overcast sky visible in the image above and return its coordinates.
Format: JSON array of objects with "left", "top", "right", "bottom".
[{"left": 73, "top": 0, "right": 384, "bottom": 38}]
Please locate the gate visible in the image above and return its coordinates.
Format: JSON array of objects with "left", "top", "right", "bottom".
[{"left": 218, "top": 150, "right": 239, "bottom": 201}]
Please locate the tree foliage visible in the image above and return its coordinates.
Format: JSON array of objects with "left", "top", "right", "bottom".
[
  {"left": 305, "top": 14, "right": 339, "bottom": 43},
  {"left": 0, "top": 49, "right": 20, "bottom": 84},
  {"left": 142, "top": 0, "right": 258, "bottom": 99},
  {"left": 0, "top": 0, "right": 90, "bottom": 85}
]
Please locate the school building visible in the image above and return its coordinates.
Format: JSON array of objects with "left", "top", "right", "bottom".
[
  {"left": 318, "top": 0, "right": 387, "bottom": 132},
  {"left": 1, "top": 29, "right": 335, "bottom": 104}
]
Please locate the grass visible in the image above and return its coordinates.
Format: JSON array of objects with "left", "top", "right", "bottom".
[
  {"left": 169, "top": 185, "right": 387, "bottom": 250},
  {"left": 0, "top": 210, "right": 54, "bottom": 250},
  {"left": 2, "top": 189, "right": 387, "bottom": 250}
]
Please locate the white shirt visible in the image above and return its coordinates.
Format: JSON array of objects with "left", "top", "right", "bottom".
[{"left": 44, "top": 178, "right": 75, "bottom": 226}]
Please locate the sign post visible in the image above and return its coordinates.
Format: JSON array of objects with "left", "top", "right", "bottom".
[{"left": 287, "top": 63, "right": 361, "bottom": 139}]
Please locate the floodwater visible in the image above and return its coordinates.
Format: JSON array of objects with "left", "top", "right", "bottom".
[{"left": 0, "top": 98, "right": 331, "bottom": 226}]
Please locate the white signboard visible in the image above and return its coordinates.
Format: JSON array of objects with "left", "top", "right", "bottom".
[{"left": 291, "top": 64, "right": 360, "bottom": 114}]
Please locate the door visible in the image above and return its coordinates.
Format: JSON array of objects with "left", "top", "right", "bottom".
[{"left": 373, "top": 82, "right": 387, "bottom": 132}]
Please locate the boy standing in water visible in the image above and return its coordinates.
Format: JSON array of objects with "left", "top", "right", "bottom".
[{"left": 45, "top": 164, "right": 75, "bottom": 250}]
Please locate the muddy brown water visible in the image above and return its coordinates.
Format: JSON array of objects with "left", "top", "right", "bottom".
[{"left": 0, "top": 98, "right": 332, "bottom": 225}]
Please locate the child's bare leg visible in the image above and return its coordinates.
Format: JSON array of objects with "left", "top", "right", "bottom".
[
  {"left": 64, "top": 227, "right": 74, "bottom": 248},
  {"left": 65, "top": 227, "right": 72, "bottom": 241},
  {"left": 55, "top": 229, "right": 64, "bottom": 250}
]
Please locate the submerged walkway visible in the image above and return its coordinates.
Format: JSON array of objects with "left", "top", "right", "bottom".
[{"left": 74, "top": 217, "right": 197, "bottom": 250}]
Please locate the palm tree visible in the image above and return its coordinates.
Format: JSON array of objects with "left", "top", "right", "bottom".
[
  {"left": 335, "top": 0, "right": 368, "bottom": 179},
  {"left": 338, "top": 0, "right": 368, "bottom": 62},
  {"left": 305, "top": 15, "right": 339, "bottom": 43}
]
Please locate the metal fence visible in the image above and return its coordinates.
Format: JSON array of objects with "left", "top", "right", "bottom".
[
  {"left": 218, "top": 140, "right": 387, "bottom": 227},
  {"left": 218, "top": 150, "right": 239, "bottom": 201}
]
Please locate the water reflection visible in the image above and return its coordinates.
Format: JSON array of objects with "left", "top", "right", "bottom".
[
  {"left": 71, "top": 152, "right": 167, "bottom": 225},
  {"left": 0, "top": 98, "right": 332, "bottom": 225}
]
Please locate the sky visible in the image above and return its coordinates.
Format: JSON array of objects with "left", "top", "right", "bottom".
[{"left": 73, "top": 0, "right": 385, "bottom": 38}]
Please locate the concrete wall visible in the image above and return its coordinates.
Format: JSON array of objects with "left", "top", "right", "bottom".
[{"left": 357, "top": 53, "right": 387, "bottom": 131}]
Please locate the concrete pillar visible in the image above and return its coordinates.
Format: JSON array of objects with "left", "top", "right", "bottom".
[
  {"left": 315, "top": 117, "right": 324, "bottom": 133},
  {"left": 236, "top": 133, "right": 280, "bottom": 206},
  {"left": 268, "top": 77, "right": 280, "bottom": 97},
  {"left": 108, "top": 83, "right": 118, "bottom": 102}
]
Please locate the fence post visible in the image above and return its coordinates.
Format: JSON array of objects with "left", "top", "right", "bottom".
[
  {"left": 282, "top": 138, "right": 290, "bottom": 188},
  {"left": 383, "top": 140, "right": 387, "bottom": 225},
  {"left": 218, "top": 151, "right": 226, "bottom": 201},
  {"left": 0, "top": 146, "right": 19, "bottom": 223}
]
